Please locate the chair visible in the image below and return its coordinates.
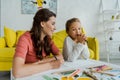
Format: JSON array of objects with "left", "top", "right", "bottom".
[{"left": 52, "top": 29, "right": 99, "bottom": 60}]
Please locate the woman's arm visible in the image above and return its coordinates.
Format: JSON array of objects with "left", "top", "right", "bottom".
[{"left": 12, "top": 57, "right": 61, "bottom": 78}]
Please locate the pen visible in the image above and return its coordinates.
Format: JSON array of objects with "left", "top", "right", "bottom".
[{"left": 53, "top": 55, "right": 58, "bottom": 60}]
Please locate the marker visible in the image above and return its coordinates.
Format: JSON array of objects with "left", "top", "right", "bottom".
[{"left": 69, "top": 69, "right": 80, "bottom": 77}]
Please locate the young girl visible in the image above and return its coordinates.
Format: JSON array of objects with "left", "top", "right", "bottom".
[
  {"left": 63, "top": 18, "right": 90, "bottom": 62},
  {"left": 12, "top": 8, "right": 64, "bottom": 78}
]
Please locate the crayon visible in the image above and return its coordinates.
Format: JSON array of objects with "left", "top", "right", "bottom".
[{"left": 69, "top": 69, "right": 80, "bottom": 77}]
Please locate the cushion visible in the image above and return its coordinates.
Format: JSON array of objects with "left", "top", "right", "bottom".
[
  {"left": 4, "top": 26, "right": 16, "bottom": 48},
  {"left": 52, "top": 30, "right": 67, "bottom": 48},
  {"left": 89, "top": 48, "right": 94, "bottom": 59},
  {"left": 0, "top": 37, "right": 6, "bottom": 48},
  {"left": 16, "top": 30, "right": 25, "bottom": 44}
]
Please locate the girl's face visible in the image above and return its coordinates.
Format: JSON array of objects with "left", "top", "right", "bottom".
[
  {"left": 42, "top": 16, "right": 56, "bottom": 37},
  {"left": 67, "top": 22, "right": 82, "bottom": 40}
]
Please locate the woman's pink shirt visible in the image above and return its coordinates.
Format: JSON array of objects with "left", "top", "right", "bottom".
[{"left": 14, "top": 31, "right": 59, "bottom": 63}]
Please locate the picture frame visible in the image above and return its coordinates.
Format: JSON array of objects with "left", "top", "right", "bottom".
[{"left": 21, "top": 0, "right": 57, "bottom": 14}]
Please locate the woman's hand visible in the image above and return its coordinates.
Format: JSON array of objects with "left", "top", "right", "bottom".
[
  {"left": 56, "top": 54, "right": 64, "bottom": 64},
  {"left": 50, "top": 60, "right": 62, "bottom": 69},
  {"left": 34, "top": 54, "right": 64, "bottom": 64}
]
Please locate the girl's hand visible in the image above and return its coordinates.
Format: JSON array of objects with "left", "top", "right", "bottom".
[{"left": 77, "top": 33, "right": 87, "bottom": 44}]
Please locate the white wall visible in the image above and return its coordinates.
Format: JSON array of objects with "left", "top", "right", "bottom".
[
  {"left": 1, "top": 0, "right": 101, "bottom": 36},
  {"left": 1, "top": 0, "right": 34, "bottom": 36},
  {"left": 0, "top": 0, "right": 120, "bottom": 59},
  {"left": 57, "top": 0, "right": 101, "bottom": 36}
]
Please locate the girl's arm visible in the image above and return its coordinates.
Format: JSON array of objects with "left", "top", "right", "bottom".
[
  {"left": 81, "top": 44, "right": 90, "bottom": 59},
  {"left": 63, "top": 37, "right": 85, "bottom": 61}
]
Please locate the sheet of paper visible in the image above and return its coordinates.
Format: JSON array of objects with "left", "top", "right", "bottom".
[{"left": 63, "top": 59, "right": 100, "bottom": 69}]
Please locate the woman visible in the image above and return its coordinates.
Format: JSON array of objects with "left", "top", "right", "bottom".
[
  {"left": 63, "top": 18, "right": 90, "bottom": 62},
  {"left": 12, "top": 8, "right": 64, "bottom": 78}
]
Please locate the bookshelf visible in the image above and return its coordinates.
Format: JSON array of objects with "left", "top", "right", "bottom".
[{"left": 101, "top": 0, "right": 120, "bottom": 62}]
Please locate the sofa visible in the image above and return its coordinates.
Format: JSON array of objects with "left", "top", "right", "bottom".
[
  {"left": 0, "top": 27, "right": 99, "bottom": 71},
  {"left": 0, "top": 27, "right": 25, "bottom": 71}
]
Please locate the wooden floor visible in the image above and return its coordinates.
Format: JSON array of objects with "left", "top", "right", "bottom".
[
  {"left": 0, "top": 59, "right": 120, "bottom": 80},
  {"left": 0, "top": 71, "right": 10, "bottom": 80}
]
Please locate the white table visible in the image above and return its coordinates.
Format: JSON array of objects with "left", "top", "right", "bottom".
[{"left": 12, "top": 59, "right": 120, "bottom": 80}]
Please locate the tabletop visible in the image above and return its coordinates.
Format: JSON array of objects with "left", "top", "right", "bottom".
[{"left": 12, "top": 59, "right": 120, "bottom": 80}]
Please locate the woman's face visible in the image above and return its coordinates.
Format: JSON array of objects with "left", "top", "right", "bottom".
[
  {"left": 42, "top": 16, "right": 56, "bottom": 37},
  {"left": 67, "top": 22, "right": 82, "bottom": 40}
]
